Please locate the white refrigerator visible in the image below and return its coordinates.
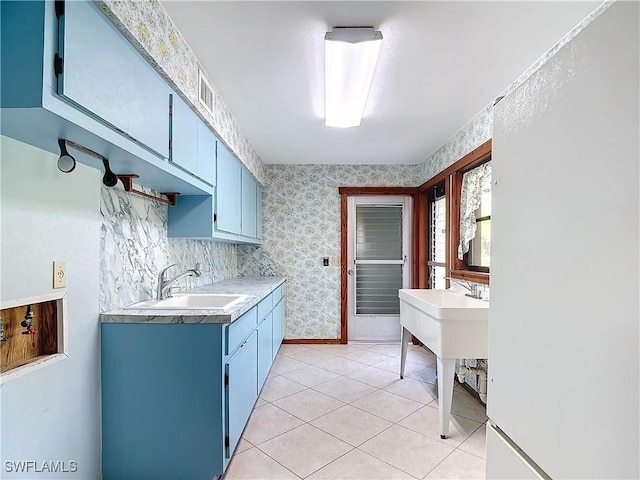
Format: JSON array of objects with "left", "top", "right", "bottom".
[{"left": 486, "top": 1, "right": 639, "bottom": 478}]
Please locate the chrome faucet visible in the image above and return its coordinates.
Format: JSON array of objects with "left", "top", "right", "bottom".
[
  {"left": 156, "top": 263, "right": 202, "bottom": 300},
  {"left": 445, "top": 277, "right": 481, "bottom": 299}
]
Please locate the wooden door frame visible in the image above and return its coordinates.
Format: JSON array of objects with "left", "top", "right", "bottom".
[{"left": 338, "top": 187, "right": 418, "bottom": 344}]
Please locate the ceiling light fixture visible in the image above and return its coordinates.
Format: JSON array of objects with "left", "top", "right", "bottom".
[{"left": 324, "top": 27, "right": 383, "bottom": 128}]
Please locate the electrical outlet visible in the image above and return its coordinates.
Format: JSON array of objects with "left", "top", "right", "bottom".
[{"left": 53, "top": 261, "right": 66, "bottom": 288}]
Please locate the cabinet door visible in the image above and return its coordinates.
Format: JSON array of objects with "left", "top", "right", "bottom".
[
  {"left": 256, "top": 184, "right": 263, "bottom": 240},
  {"left": 241, "top": 169, "right": 258, "bottom": 238},
  {"left": 170, "top": 93, "right": 198, "bottom": 174},
  {"left": 167, "top": 195, "right": 214, "bottom": 238},
  {"left": 197, "top": 122, "right": 216, "bottom": 186},
  {"left": 257, "top": 313, "right": 273, "bottom": 392},
  {"left": 59, "top": 1, "right": 169, "bottom": 158},
  {"left": 216, "top": 143, "right": 242, "bottom": 235},
  {"left": 272, "top": 300, "right": 284, "bottom": 360},
  {"left": 225, "top": 330, "right": 258, "bottom": 458}
]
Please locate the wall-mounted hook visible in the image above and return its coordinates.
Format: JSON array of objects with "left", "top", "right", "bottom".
[
  {"left": 102, "top": 158, "right": 118, "bottom": 187},
  {"left": 56, "top": 139, "right": 120, "bottom": 188}
]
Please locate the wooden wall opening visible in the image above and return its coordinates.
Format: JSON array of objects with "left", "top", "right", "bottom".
[{"left": 1, "top": 300, "right": 59, "bottom": 374}]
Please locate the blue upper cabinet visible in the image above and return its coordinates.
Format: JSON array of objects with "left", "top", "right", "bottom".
[
  {"left": 197, "top": 121, "right": 216, "bottom": 186},
  {"left": 170, "top": 92, "right": 216, "bottom": 186},
  {"left": 257, "top": 184, "right": 264, "bottom": 240},
  {"left": 169, "top": 93, "right": 198, "bottom": 175},
  {"left": 169, "top": 140, "right": 263, "bottom": 244},
  {"left": 216, "top": 142, "right": 243, "bottom": 236},
  {"left": 241, "top": 169, "right": 258, "bottom": 238},
  {"left": 59, "top": 1, "right": 170, "bottom": 159},
  {"left": 0, "top": 1, "right": 211, "bottom": 196}
]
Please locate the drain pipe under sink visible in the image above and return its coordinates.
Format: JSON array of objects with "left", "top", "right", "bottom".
[{"left": 457, "top": 359, "right": 488, "bottom": 404}]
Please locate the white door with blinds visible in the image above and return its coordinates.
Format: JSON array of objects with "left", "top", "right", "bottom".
[{"left": 347, "top": 195, "right": 412, "bottom": 342}]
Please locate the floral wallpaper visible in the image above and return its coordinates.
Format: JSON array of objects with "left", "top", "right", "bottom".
[
  {"left": 94, "top": 0, "right": 265, "bottom": 185},
  {"left": 262, "top": 164, "right": 420, "bottom": 339}
]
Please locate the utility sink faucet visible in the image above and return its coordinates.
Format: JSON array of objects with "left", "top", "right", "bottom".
[
  {"left": 445, "top": 276, "right": 481, "bottom": 299},
  {"left": 156, "top": 263, "right": 202, "bottom": 300}
]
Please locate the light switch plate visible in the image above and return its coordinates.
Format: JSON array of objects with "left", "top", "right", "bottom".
[{"left": 53, "top": 261, "right": 66, "bottom": 288}]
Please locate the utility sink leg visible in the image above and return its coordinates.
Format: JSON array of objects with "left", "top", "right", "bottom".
[
  {"left": 399, "top": 327, "right": 410, "bottom": 379},
  {"left": 437, "top": 357, "right": 456, "bottom": 439}
]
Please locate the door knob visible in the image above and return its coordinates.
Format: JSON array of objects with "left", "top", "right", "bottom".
[{"left": 348, "top": 269, "right": 354, "bottom": 275}]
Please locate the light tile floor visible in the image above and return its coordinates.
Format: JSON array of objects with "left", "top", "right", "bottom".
[{"left": 223, "top": 343, "right": 487, "bottom": 480}]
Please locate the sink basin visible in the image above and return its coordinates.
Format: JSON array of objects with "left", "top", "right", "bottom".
[
  {"left": 399, "top": 289, "right": 488, "bottom": 358},
  {"left": 125, "top": 294, "right": 248, "bottom": 311}
]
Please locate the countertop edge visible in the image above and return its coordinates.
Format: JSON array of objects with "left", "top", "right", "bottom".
[{"left": 100, "top": 276, "right": 286, "bottom": 325}]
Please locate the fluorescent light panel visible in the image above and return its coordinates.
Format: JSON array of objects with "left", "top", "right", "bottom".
[{"left": 325, "top": 27, "right": 383, "bottom": 128}]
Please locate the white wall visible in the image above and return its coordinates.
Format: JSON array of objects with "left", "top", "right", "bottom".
[
  {"left": 0, "top": 136, "right": 102, "bottom": 478},
  {"left": 488, "top": 1, "right": 639, "bottom": 476}
]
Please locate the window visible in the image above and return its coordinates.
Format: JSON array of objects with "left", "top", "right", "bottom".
[
  {"left": 415, "top": 139, "right": 492, "bottom": 287},
  {"left": 458, "top": 160, "right": 491, "bottom": 274},
  {"left": 428, "top": 183, "right": 447, "bottom": 288},
  {"left": 466, "top": 188, "right": 491, "bottom": 271}
]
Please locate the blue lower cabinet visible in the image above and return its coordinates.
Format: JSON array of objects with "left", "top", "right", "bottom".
[
  {"left": 272, "top": 299, "right": 284, "bottom": 360},
  {"left": 101, "top": 324, "right": 225, "bottom": 480},
  {"left": 257, "top": 312, "right": 273, "bottom": 391},
  {"left": 101, "top": 286, "right": 285, "bottom": 479},
  {"left": 225, "top": 330, "right": 258, "bottom": 458}
]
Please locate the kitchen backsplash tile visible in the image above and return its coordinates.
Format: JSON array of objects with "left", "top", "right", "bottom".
[
  {"left": 237, "top": 245, "right": 282, "bottom": 277},
  {"left": 99, "top": 183, "right": 237, "bottom": 312}
]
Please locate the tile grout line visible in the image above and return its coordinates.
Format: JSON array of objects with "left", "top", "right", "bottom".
[{"left": 232, "top": 344, "right": 485, "bottom": 479}]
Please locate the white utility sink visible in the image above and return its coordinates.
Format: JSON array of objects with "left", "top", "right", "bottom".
[
  {"left": 125, "top": 294, "right": 248, "bottom": 311},
  {"left": 398, "top": 289, "right": 489, "bottom": 439},
  {"left": 398, "top": 289, "right": 488, "bottom": 359}
]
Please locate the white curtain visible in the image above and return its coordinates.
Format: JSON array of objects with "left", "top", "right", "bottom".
[{"left": 458, "top": 162, "right": 492, "bottom": 260}]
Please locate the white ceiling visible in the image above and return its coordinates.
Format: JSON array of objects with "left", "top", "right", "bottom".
[{"left": 161, "top": 1, "right": 600, "bottom": 165}]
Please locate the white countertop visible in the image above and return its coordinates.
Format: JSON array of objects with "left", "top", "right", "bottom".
[{"left": 100, "top": 276, "right": 286, "bottom": 324}]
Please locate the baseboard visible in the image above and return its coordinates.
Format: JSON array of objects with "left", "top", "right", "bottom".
[{"left": 282, "top": 339, "right": 341, "bottom": 344}]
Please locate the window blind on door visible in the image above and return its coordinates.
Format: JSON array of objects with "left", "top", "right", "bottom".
[
  {"left": 355, "top": 205, "right": 403, "bottom": 315},
  {"left": 356, "top": 264, "right": 402, "bottom": 315},
  {"left": 356, "top": 206, "right": 402, "bottom": 259}
]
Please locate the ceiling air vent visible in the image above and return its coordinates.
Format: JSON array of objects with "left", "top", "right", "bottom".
[{"left": 198, "top": 68, "right": 215, "bottom": 116}]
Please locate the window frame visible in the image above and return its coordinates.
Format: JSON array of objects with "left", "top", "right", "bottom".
[
  {"left": 427, "top": 183, "right": 447, "bottom": 288},
  {"left": 416, "top": 139, "right": 492, "bottom": 287}
]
